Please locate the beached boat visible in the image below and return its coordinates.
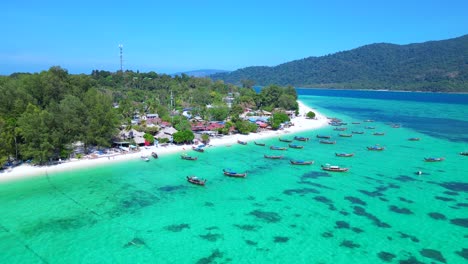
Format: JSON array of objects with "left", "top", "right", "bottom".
[
  {"left": 279, "top": 137, "right": 293, "bottom": 142},
  {"left": 316, "top": 135, "right": 331, "bottom": 139},
  {"left": 270, "top": 146, "right": 287, "bottom": 150},
  {"left": 339, "top": 134, "right": 353, "bottom": 137},
  {"left": 320, "top": 140, "right": 336, "bottom": 144},
  {"left": 335, "top": 153, "right": 354, "bottom": 157},
  {"left": 223, "top": 169, "right": 247, "bottom": 178},
  {"left": 289, "top": 144, "right": 304, "bottom": 149},
  {"left": 192, "top": 146, "right": 205, "bottom": 152},
  {"left": 254, "top": 141, "right": 266, "bottom": 146},
  {"left": 334, "top": 127, "right": 347, "bottom": 131},
  {"left": 352, "top": 131, "right": 365, "bottom": 134},
  {"left": 186, "top": 176, "right": 206, "bottom": 186},
  {"left": 151, "top": 152, "right": 158, "bottom": 159},
  {"left": 141, "top": 155, "right": 150, "bottom": 162},
  {"left": 237, "top": 140, "right": 247, "bottom": 145},
  {"left": 460, "top": 152, "right": 468, "bottom": 156},
  {"left": 373, "top": 132, "right": 385, "bottom": 136},
  {"left": 408, "top": 137, "right": 420, "bottom": 141},
  {"left": 321, "top": 164, "right": 349, "bottom": 172},
  {"left": 424, "top": 157, "right": 445, "bottom": 162},
  {"left": 264, "top": 154, "right": 283, "bottom": 159},
  {"left": 290, "top": 160, "right": 314, "bottom": 165},
  {"left": 181, "top": 154, "right": 198, "bottom": 160},
  {"left": 294, "top": 136, "right": 309, "bottom": 141},
  {"left": 367, "top": 145, "right": 385, "bottom": 151}
]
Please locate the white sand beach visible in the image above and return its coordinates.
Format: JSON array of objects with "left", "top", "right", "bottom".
[{"left": 0, "top": 101, "right": 329, "bottom": 183}]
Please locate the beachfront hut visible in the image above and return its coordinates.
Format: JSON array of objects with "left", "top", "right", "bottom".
[{"left": 160, "top": 127, "right": 177, "bottom": 135}]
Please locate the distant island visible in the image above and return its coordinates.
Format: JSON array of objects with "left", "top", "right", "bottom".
[
  {"left": 173, "top": 69, "right": 230, "bottom": 78},
  {"left": 211, "top": 34, "right": 468, "bottom": 92}
]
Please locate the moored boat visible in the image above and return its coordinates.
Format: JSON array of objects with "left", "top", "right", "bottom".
[
  {"left": 316, "top": 135, "right": 331, "bottom": 139},
  {"left": 223, "top": 169, "right": 247, "bottom": 178},
  {"left": 181, "top": 154, "right": 198, "bottom": 160},
  {"left": 365, "top": 126, "right": 376, "bottom": 129},
  {"left": 264, "top": 154, "right": 283, "bottom": 159},
  {"left": 424, "top": 157, "right": 445, "bottom": 162},
  {"left": 408, "top": 137, "right": 420, "bottom": 141},
  {"left": 192, "top": 146, "right": 205, "bottom": 152},
  {"left": 367, "top": 145, "right": 385, "bottom": 151},
  {"left": 352, "top": 131, "right": 365, "bottom": 134},
  {"left": 335, "top": 153, "right": 354, "bottom": 157},
  {"left": 364, "top": 119, "right": 374, "bottom": 122},
  {"left": 373, "top": 132, "right": 385, "bottom": 136},
  {"left": 320, "top": 140, "right": 336, "bottom": 144},
  {"left": 151, "top": 152, "right": 158, "bottom": 159},
  {"left": 460, "top": 152, "right": 468, "bottom": 156},
  {"left": 334, "top": 127, "right": 347, "bottom": 131},
  {"left": 351, "top": 122, "right": 361, "bottom": 124},
  {"left": 288, "top": 144, "right": 304, "bottom": 149},
  {"left": 141, "top": 155, "right": 150, "bottom": 162},
  {"left": 270, "top": 146, "right": 287, "bottom": 150},
  {"left": 321, "top": 164, "right": 349, "bottom": 172},
  {"left": 279, "top": 137, "right": 293, "bottom": 142},
  {"left": 187, "top": 176, "right": 206, "bottom": 186},
  {"left": 237, "top": 140, "right": 247, "bottom": 145},
  {"left": 339, "top": 134, "right": 353, "bottom": 137},
  {"left": 294, "top": 136, "right": 309, "bottom": 141},
  {"left": 254, "top": 141, "right": 266, "bottom": 146},
  {"left": 290, "top": 160, "right": 314, "bottom": 165}
]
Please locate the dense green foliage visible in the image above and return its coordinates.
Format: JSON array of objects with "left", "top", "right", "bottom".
[
  {"left": 269, "top": 112, "right": 290, "bottom": 130},
  {"left": 306, "top": 111, "right": 316, "bottom": 119},
  {"left": 212, "top": 35, "right": 468, "bottom": 92},
  {"left": 172, "top": 130, "right": 195, "bottom": 144}
]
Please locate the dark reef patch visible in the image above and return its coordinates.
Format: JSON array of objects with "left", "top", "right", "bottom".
[
  {"left": 379, "top": 197, "right": 389, "bottom": 202},
  {"left": 199, "top": 233, "right": 223, "bottom": 242},
  {"left": 443, "top": 191, "right": 459, "bottom": 196},
  {"left": 164, "top": 223, "right": 190, "bottom": 232},
  {"left": 322, "top": 231, "right": 333, "bottom": 238},
  {"left": 298, "top": 181, "right": 335, "bottom": 190},
  {"left": 352, "top": 206, "right": 391, "bottom": 228},
  {"left": 352, "top": 227, "right": 364, "bottom": 233},
  {"left": 339, "top": 210, "right": 349, "bottom": 216},
  {"left": 204, "top": 202, "right": 215, "bottom": 207},
  {"left": 395, "top": 175, "right": 418, "bottom": 182},
  {"left": 196, "top": 249, "right": 223, "bottom": 264},
  {"left": 22, "top": 215, "right": 97, "bottom": 236},
  {"left": 340, "top": 240, "right": 360, "bottom": 249},
  {"left": 399, "top": 256, "right": 424, "bottom": 264},
  {"left": 283, "top": 188, "right": 319, "bottom": 196},
  {"left": 246, "top": 195, "right": 256, "bottom": 201},
  {"left": 158, "top": 185, "right": 187, "bottom": 192},
  {"left": 389, "top": 205, "right": 413, "bottom": 215},
  {"left": 205, "top": 226, "right": 219, "bottom": 231},
  {"left": 273, "top": 236, "right": 289, "bottom": 243},
  {"left": 428, "top": 212, "right": 446, "bottom": 220},
  {"left": 123, "top": 237, "right": 146, "bottom": 248},
  {"left": 435, "top": 196, "right": 455, "bottom": 202},
  {"left": 301, "top": 171, "right": 331, "bottom": 180},
  {"left": 245, "top": 240, "right": 258, "bottom": 246},
  {"left": 377, "top": 251, "right": 396, "bottom": 262},
  {"left": 359, "top": 184, "right": 397, "bottom": 198},
  {"left": 313, "top": 196, "right": 337, "bottom": 211},
  {"left": 455, "top": 248, "right": 468, "bottom": 260},
  {"left": 398, "top": 197, "right": 414, "bottom": 204},
  {"left": 267, "top": 197, "right": 283, "bottom": 202},
  {"left": 248, "top": 210, "right": 281, "bottom": 223},
  {"left": 252, "top": 202, "right": 266, "bottom": 207},
  {"left": 450, "top": 218, "right": 468, "bottom": 228},
  {"left": 438, "top": 182, "right": 468, "bottom": 193},
  {"left": 335, "top": 221, "right": 350, "bottom": 229},
  {"left": 118, "top": 190, "right": 159, "bottom": 212},
  {"left": 420, "top": 249, "right": 446, "bottom": 263},
  {"left": 456, "top": 203, "right": 468, "bottom": 207},
  {"left": 233, "top": 224, "right": 260, "bottom": 231},
  {"left": 344, "top": 196, "right": 367, "bottom": 206},
  {"left": 398, "top": 232, "right": 420, "bottom": 243}
]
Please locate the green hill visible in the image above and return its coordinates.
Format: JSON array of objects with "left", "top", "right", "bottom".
[{"left": 212, "top": 35, "right": 468, "bottom": 92}]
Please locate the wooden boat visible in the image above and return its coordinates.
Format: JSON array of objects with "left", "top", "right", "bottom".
[
  {"left": 294, "top": 136, "right": 309, "bottom": 141},
  {"left": 254, "top": 141, "right": 266, "bottom": 146},
  {"left": 424, "top": 157, "right": 445, "bottom": 162},
  {"left": 264, "top": 154, "right": 283, "bottom": 159},
  {"left": 365, "top": 126, "right": 376, "bottom": 129},
  {"left": 223, "top": 169, "right": 247, "bottom": 178},
  {"left": 351, "top": 122, "right": 361, "bottom": 124},
  {"left": 181, "top": 154, "right": 198, "bottom": 160},
  {"left": 237, "top": 140, "right": 247, "bottom": 145},
  {"left": 186, "top": 176, "right": 206, "bottom": 186},
  {"left": 335, "top": 153, "right": 354, "bottom": 157},
  {"left": 141, "top": 155, "right": 150, "bottom": 162},
  {"left": 373, "top": 132, "right": 385, "bottom": 136},
  {"left": 391, "top": 124, "right": 401, "bottom": 128},
  {"left": 151, "top": 152, "right": 158, "bottom": 159},
  {"left": 321, "top": 164, "right": 349, "bottom": 172},
  {"left": 289, "top": 144, "right": 304, "bottom": 149},
  {"left": 352, "top": 131, "right": 365, "bottom": 134},
  {"left": 192, "top": 146, "right": 205, "bottom": 152},
  {"left": 408, "top": 137, "right": 420, "bottom": 141},
  {"left": 367, "top": 145, "right": 385, "bottom": 151},
  {"left": 320, "top": 140, "right": 336, "bottom": 144},
  {"left": 333, "top": 127, "right": 347, "bottom": 131},
  {"left": 339, "top": 134, "right": 353, "bottom": 137},
  {"left": 460, "top": 152, "right": 468, "bottom": 156},
  {"left": 316, "top": 135, "right": 331, "bottom": 139},
  {"left": 270, "top": 146, "right": 287, "bottom": 150},
  {"left": 279, "top": 137, "right": 293, "bottom": 143},
  {"left": 290, "top": 160, "right": 314, "bottom": 165}
]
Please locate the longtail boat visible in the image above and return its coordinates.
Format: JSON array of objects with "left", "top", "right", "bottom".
[
  {"left": 335, "top": 153, "right": 354, "bottom": 157},
  {"left": 321, "top": 164, "right": 349, "bottom": 172},
  {"left": 181, "top": 154, "right": 198, "bottom": 160},
  {"left": 237, "top": 140, "right": 247, "bottom": 145},
  {"left": 264, "top": 154, "right": 283, "bottom": 159},
  {"left": 339, "top": 134, "right": 353, "bottom": 137},
  {"left": 279, "top": 137, "right": 293, "bottom": 143},
  {"left": 187, "top": 176, "right": 206, "bottom": 186},
  {"left": 288, "top": 144, "right": 304, "bottom": 149},
  {"left": 408, "top": 137, "right": 420, "bottom": 141},
  {"left": 352, "top": 131, "right": 365, "bottom": 134},
  {"left": 424, "top": 157, "right": 445, "bottom": 162},
  {"left": 316, "top": 135, "right": 331, "bottom": 139},
  {"left": 460, "top": 152, "right": 468, "bottom": 156},
  {"left": 334, "top": 127, "right": 347, "bottom": 131},
  {"left": 192, "top": 146, "right": 205, "bottom": 152},
  {"left": 151, "top": 152, "right": 158, "bottom": 159},
  {"left": 365, "top": 126, "right": 376, "bottom": 129},
  {"left": 290, "top": 160, "right": 314, "bottom": 165},
  {"left": 270, "top": 146, "right": 287, "bottom": 150},
  {"left": 367, "top": 145, "right": 385, "bottom": 151},
  {"left": 373, "top": 132, "right": 385, "bottom": 136},
  {"left": 294, "top": 136, "right": 309, "bottom": 141},
  {"left": 320, "top": 140, "right": 336, "bottom": 144},
  {"left": 223, "top": 169, "right": 247, "bottom": 178},
  {"left": 254, "top": 141, "right": 266, "bottom": 146}
]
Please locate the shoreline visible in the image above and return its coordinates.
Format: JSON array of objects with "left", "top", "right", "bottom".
[{"left": 0, "top": 100, "right": 329, "bottom": 184}]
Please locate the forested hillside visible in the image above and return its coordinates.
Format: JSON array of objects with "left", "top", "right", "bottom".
[{"left": 212, "top": 35, "right": 468, "bottom": 92}]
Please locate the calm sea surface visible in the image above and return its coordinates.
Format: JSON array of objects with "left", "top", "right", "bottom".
[{"left": 1, "top": 89, "right": 467, "bottom": 264}]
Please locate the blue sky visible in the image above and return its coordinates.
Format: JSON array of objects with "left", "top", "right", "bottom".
[{"left": 2, "top": 0, "right": 467, "bottom": 75}]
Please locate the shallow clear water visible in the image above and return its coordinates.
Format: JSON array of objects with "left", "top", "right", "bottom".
[{"left": 1, "top": 91, "right": 467, "bottom": 263}]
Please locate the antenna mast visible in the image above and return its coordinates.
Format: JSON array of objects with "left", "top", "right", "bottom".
[{"left": 118, "top": 44, "right": 123, "bottom": 72}]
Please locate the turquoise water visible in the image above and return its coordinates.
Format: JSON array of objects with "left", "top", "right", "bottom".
[{"left": 1, "top": 92, "right": 467, "bottom": 263}]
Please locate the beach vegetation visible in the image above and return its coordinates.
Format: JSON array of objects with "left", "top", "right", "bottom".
[
  {"left": 143, "top": 133, "right": 155, "bottom": 145},
  {"left": 172, "top": 130, "right": 195, "bottom": 144},
  {"left": 306, "top": 111, "right": 316, "bottom": 119},
  {"left": 201, "top": 134, "right": 210, "bottom": 144}
]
